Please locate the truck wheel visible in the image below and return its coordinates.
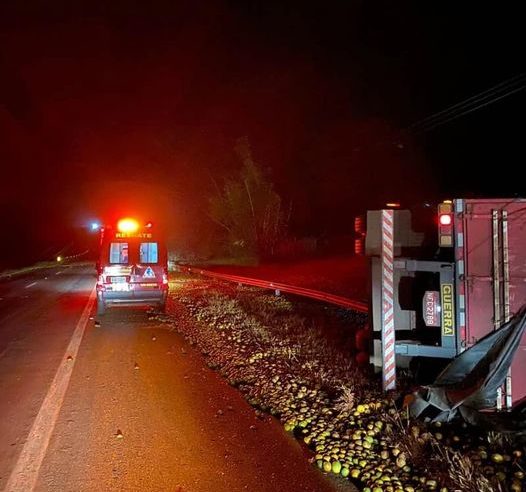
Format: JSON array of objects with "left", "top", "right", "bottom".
[{"left": 97, "top": 299, "right": 106, "bottom": 316}]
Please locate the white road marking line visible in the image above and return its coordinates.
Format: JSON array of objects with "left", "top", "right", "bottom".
[
  {"left": 4, "top": 286, "right": 96, "bottom": 492},
  {"left": 25, "top": 282, "right": 37, "bottom": 289},
  {"left": 55, "top": 271, "right": 62, "bottom": 275}
]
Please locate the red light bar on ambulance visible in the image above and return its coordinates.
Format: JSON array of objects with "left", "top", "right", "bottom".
[
  {"left": 117, "top": 218, "right": 140, "bottom": 233},
  {"left": 438, "top": 201, "right": 454, "bottom": 247}
]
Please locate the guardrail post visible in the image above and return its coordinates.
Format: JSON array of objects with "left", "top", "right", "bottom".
[{"left": 381, "top": 209, "right": 396, "bottom": 391}]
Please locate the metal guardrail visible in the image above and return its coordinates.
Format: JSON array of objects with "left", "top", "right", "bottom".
[
  {"left": 182, "top": 266, "right": 369, "bottom": 313},
  {"left": 62, "top": 249, "right": 90, "bottom": 261}
]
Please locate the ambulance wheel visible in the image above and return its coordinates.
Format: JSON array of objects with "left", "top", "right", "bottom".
[{"left": 97, "top": 299, "right": 106, "bottom": 316}]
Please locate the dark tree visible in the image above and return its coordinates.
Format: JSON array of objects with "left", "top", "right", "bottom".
[{"left": 209, "top": 138, "right": 289, "bottom": 258}]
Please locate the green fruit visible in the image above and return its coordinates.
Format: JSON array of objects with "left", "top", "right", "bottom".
[
  {"left": 323, "top": 461, "right": 332, "bottom": 473},
  {"left": 426, "top": 479, "right": 438, "bottom": 489},
  {"left": 341, "top": 467, "right": 350, "bottom": 478},
  {"left": 332, "top": 461, "right": 342, "bottom": 474},
  {"left": 511, "top": 482, "right": 522, "bottom": 492},
  {"left": 396, "top": 455, "right": 406, "bottom": 468},
  {"left": 491, "top": 453, "right": 504, "bottom": 463}
]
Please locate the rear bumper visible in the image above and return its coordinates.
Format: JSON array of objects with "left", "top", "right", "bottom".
[{"left": 98, "top": 289, "right": 167, "bottom": 307}]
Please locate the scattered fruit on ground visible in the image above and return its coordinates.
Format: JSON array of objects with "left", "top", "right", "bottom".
[{"left": 158, "top": 274, "right": 526, "bottom": 492}]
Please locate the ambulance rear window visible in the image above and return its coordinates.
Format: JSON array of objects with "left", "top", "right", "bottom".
[
  {"left": 140, "top": 242, "right": 158, "bottom": 263},
  {"left": 109, "top": 242, "right": 129, "bottom": 264}
]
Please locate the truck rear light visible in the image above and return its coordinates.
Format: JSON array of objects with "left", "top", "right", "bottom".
[
  {"left": 439, "top": 235, "right": 453, "bottom": 247},
  {"left": 354, "top": 238, "right": 364, "bottom": 255},
  {"left": 438, "top": 201, "right": 454, "bottom": 247},
  {"left": 439, "top": 214, "right": 452, "bottom": 226},
  {"left": 354, "top": 215, "right": 366, "bottom": 255},
  {"left": 162, "top": 272, "right": 168, "bottom": 285}
]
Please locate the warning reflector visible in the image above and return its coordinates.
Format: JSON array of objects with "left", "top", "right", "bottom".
[{"left": 143, "top": 267, "right": 156, "bottom": 279}]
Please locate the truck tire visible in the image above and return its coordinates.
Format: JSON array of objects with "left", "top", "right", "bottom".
[{"left": 97, "top": 299, "right": 106, "bottom": 316}]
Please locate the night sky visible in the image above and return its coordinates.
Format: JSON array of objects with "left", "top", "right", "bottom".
[{"left": 1, "top": 1, "right": 524, "bottom": 267}]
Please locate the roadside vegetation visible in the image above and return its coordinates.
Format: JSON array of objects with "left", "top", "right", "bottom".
[{"left": 208, "top": 137, "right": 289, "bottom": 260}]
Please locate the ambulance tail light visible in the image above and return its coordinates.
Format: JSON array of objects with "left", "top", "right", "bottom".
[
  {"left": 438, "top": 201, "right": 454, "bottom": 247},
  {"left": 96, "top": 275, "right": 105, "bottom": 290},
  {"left": 162, "top": 271, "right": 169, "bottom": 285}
]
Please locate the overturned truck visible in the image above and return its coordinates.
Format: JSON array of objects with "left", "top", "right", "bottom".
[{"left": 361, "top": 198, "right": 526, "bottom": 419}]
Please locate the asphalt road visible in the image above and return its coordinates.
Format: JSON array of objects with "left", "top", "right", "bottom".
[{"left": 0, "top": 265, "right": 348, "bottom": 492}]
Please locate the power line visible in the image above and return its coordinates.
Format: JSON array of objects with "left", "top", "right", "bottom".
[
  {"left": 413, "top": 83, "right": 526, "bottom": 134},
  {"left": 352, "top": 73, "right": 526, "bottom": 149},
  {"left": 409, "top": 73, "right": 526, "bottom": 129},
  {"left": 408, "top": 73, "right": 526, "bottom": 133},
  {"left": 408, "top": 73, "right": 526, "bottom": 131}
]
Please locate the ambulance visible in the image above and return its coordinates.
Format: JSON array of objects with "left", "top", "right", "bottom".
[{"left": 96, "top": 218, "right": 168, "bottom": 316}]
